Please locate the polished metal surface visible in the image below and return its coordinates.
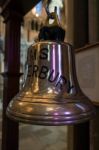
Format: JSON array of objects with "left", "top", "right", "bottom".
[{"left": 7, "top": 41, "right": 95, "bottom": 125}]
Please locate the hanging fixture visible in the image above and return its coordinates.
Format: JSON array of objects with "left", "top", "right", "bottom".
[{"left": 6, "top": 4, "right": 95, "bottom": 126}]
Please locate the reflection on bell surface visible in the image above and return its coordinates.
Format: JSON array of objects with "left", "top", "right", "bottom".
[{"left": 6, "top": 41, "right": 95, "bottom": 125}]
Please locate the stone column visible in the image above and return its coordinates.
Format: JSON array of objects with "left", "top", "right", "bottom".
[{"left": 1, "top": 6, "right": 23, "bottom": 150}]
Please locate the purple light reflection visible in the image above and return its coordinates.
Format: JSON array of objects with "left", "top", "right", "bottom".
[
  {"left": 64, "top": 111, "right": 71, "bottom": 115},
  {"left": 52, "top": 44, "right": 56, "bottom": 78},
  {"left": 76, "top": 104, "right": 86, "bottom": 111},
  {"left": 54, "top": 112, "right": 59, "bottom": 116}
]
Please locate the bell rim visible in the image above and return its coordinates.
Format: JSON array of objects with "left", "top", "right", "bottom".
[
  {"left": 6, "top": 100, "right": 95, "bottom": 126},
  {"left": 6, "top": 108, "right": 95, "bottom": 126}
]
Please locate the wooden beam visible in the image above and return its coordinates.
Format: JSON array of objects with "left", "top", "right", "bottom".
[
  {"left": 1, "top": 0, "right": 41, "bottom": 15},
  {"left": 73, "top": 121, "right": 90, "bottom": 150},
  {"left": 1, "top": 7, "right": 23, "bottom": 150},
  {"left": 73, "top": 0, "right": 88, "bottom": 48}
]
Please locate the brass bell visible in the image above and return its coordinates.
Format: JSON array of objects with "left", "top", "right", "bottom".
[{"left": 6, "top": 10, "right": 95, "bottom": 125}]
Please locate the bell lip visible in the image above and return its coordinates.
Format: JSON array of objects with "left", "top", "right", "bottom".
[
  {"left": 6, "top": 109, "right": 95, "bottom": 126},
  {"left": 6, "top": 103, "right": 95, "bottom": 126}
]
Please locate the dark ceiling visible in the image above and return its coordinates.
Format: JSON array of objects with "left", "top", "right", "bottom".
[
  {"left": 0, "top": 0, "right": 41, "bottom": 15},
  {"left": 0, "top": 0, "right": 5, "bottom": 6}
]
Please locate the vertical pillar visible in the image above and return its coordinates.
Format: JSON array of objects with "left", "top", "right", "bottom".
[
  {"left": 90, "top": 106, "right": 99, "bottom": 150},
  {"left": 1, "top": 8, "right": 23, "bottom": 150},
  {"left": 89, "top": 0, "right": 99, "bottom": 43},
  {"left": 64, "top": 0, "right": 74, "bottom": 44},
  {"left": 73, "top": 121, "right": 90, "bottom": 150},
  {"left": 67, "top": 1, "right": 90, "bottom": 150},
  {"left": 73, "top": 0, "right": 88, "bottom": 48}
]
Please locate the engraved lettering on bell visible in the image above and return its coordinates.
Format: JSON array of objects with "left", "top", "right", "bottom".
[{"left": 27, "top": 43, "right": 72, "bottom": 92}]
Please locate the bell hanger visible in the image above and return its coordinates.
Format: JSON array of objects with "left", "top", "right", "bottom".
[
  {"left": 45, "top": 6, "right": 61, "bottom": 27},
  {"left": 38, "top": 6, "right": 65, "bottom": 41}
]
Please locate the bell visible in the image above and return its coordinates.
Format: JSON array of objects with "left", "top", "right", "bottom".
[{"left": 6, "top": 10, "right": 95, "bottom": 125}]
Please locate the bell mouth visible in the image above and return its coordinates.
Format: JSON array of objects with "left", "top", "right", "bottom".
[{"left": 6, "top": 96, "right": 95, "bottom": 126}]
